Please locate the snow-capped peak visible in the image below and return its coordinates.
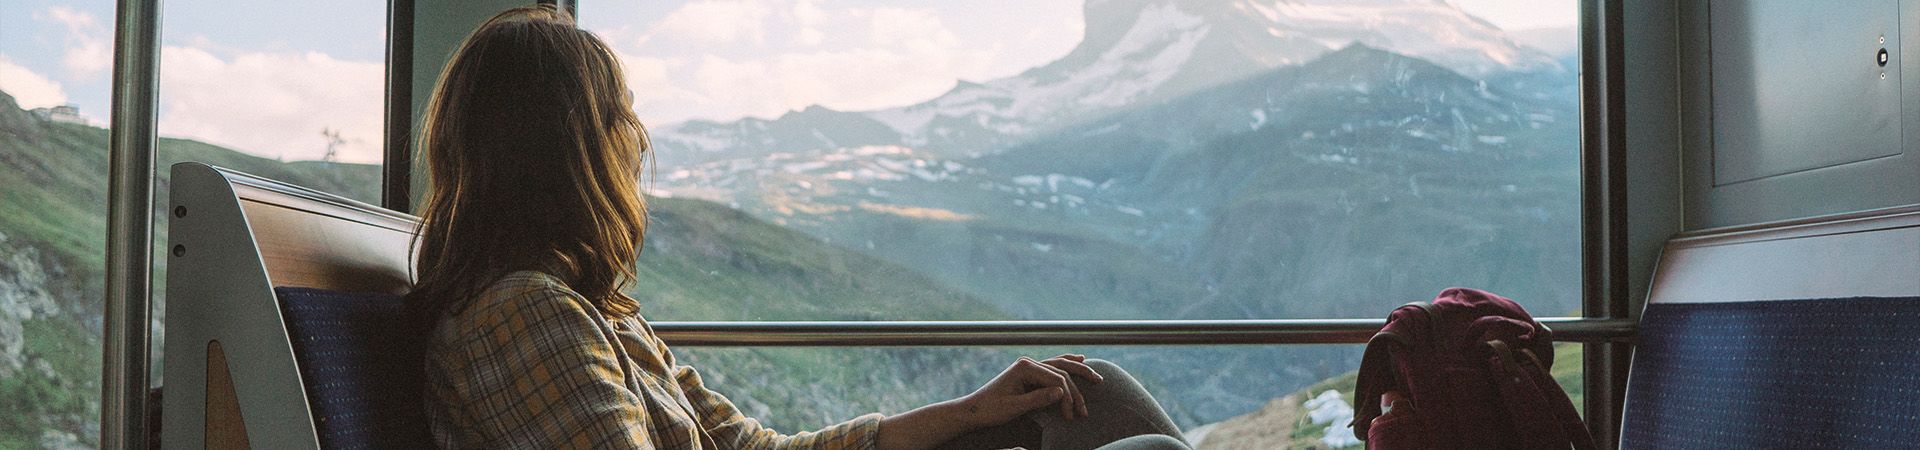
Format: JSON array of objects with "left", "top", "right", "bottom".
[{"left": 653, "top": 0, "right": 1559, "bottom": 159}]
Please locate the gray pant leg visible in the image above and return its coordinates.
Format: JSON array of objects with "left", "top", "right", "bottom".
[
  {"left": 1095, "top": 434, "right": 1190, "bottom": 450},
  {"left": 1029, "top": 359, "right": 1190, "bottom": 450}
]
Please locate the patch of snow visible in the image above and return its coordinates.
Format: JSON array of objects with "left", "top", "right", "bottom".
[
  {"left": 910, "top": 168, "right": 945, "bottom": 182},
  {"left": 1303, "top": 389, "right": 1362, "bottom": 448},
  {"left": 783, "top": 161, "right": 831, "bottom": 174},
  {"left": 1238, "top": 0, "right": 1562, "bottom": 76},
  {"left": 809, "top": 129, "right": 837, "bottom": 148},
  {"left": 1249, "top": 109, "right": 1268, "bottom": 130},
  {"left": 1317, "top": 154, "right": 1359, "bottom": 164}
]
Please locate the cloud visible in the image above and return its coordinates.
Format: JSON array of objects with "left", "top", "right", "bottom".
[
  {"left": 157, "top": 46, "right": 384, "bottom": 163},
  {"left": 614, "top": 52, "right": 709, "bottom": 126},
  {"left": 643, "top": 0, "right": 774, "bottom": 46},
  {"left": 614, "top": 2, "right": 1007, "bottom": 123},
  {"left": 868, "top": 8, "right": 958, "bottom": 49},
  {"left": 0, "top": 55, "right": 69, "bottom": 109},
  {"left": 35, "top": 6, "right": 112, "bottom": 78}
]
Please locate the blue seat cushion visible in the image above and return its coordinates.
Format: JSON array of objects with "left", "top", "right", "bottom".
[
  {"left": 1620, "top": 297, "right": 1920, "bottom": 449},
  {"left": 276, "top": 287, "right": 433, "bottom": 449}
]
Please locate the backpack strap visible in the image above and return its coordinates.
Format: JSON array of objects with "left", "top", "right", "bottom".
[
  {"left": 1515, "top": 346, "right": 1597, "bottom": 450},
  {"left": 1352, "top": 302, "right": 1436, "bottom": 441},
  {"left": 1351, "top": 329, "right": 1402, "bottom": 441},
  {"left": 1485, "top": 340, "right": 1598, "bottom": 450}
]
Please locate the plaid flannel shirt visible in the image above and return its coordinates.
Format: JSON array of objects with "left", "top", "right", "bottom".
[{"left": 424, "top": 271, "right": 883, "bottom": 449}]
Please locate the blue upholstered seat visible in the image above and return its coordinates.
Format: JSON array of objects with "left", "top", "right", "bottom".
[
  {"left": 1620, "top": 297, "right": 1920, "bottom": 449},
  {"left": 275, "top": 287, "right": 433, "bottom": 449}
]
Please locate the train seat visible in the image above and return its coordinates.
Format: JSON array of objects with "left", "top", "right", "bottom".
[
  {"left": 1620, "top": 207, "right": 1920, "bottom": 448},
  {"left": 161, "top": 162, "right": 426, "bottom": 449}
]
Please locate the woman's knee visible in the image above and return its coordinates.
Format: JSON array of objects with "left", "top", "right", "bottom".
[
  {"left": 1084, "top": 358, "right": 1129, "bottom": 381},
  {"left": 1098, "top": 434, "right": 1190, "bottom": 450}
]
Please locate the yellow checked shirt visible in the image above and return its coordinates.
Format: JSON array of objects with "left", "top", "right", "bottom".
[{"left": 423, "top": 271, "right": 884, "bottom": 449}]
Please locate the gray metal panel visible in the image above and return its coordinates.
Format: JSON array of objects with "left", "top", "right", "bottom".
[
  {"left": 1708, "top": 0, "right": 1900, "bottom": 185},
  {"left": 1624, "top": 0, "right": 1684, "bottom": 318},
  {"left": 160, "top": 163, "right": 322, "bottom": 450},
  {"left": 408, "top": 0, "right": 531, "bottom": 206},
  {"left": 1684, "top": 0, "right": 1920, "bottom": 229}
]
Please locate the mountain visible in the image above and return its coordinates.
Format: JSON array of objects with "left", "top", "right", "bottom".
[
  {"left": 980, "top": 44, "right": 1583, "bottom": 318},
  {"left": 651, "top": 0, "right": 1561, "bottom": 163},
  {"left": 659, "top": 43, "right": 1581, "bottom": 321},
  {"left": 632, "top": 0, "right": 1582, "bottom": 427},
  {"left": 644, "top": 42, "right": 1580, "bottom": 427}
]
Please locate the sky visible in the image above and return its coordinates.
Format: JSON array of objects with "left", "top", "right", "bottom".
[{"left": 0, "top": 0, "right": 1574, "bottom": 164}]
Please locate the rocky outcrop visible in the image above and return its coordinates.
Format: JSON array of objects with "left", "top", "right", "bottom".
[{"left": 0, "top": 231, "right": 67, "bottom": 378}]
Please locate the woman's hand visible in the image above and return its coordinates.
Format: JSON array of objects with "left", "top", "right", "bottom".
[
  {"left": 877, "top": 354, "right": 1106, "bottom": 450},
  {"left": 958, "top": 354, "right": 1106, "bottom": 427}
]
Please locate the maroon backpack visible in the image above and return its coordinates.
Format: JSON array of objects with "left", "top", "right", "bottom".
[{"left": 1351, "top": 288, "right": 1595, "bottom": 450}]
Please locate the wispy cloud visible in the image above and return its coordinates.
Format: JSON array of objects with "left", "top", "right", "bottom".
[
  {"left": 610, "top": 0, "right": 1050, "bottom": 124},
  {"left": 34, "top": 6, "right": 112, "bottom": 78},
  {"left": 641, "top": 0, "right": 776, "bottom": 46},
  {"left": 0, "top": 55, "right": 69, "bottom": 109}
]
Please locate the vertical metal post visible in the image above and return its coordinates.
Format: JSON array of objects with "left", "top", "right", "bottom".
[
  {"left": 383, "top": 0, "right": 416, "bottom": 213},
  {"left": 1580, "top": 0, "right": 1631, "bottom": 447},
  {"left": 102, "top": 0, "right": 162, "bottom": 448},
  {"left": 536, "top": 0, "right": 578, "bottom": 17}
]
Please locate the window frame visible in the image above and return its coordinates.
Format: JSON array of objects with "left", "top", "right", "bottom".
[{"left": 99, "top": 0, "right": 1635, "bottom": 446}]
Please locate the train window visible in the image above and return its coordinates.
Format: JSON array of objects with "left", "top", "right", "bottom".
[
  {"left": 582, "top": 1, "right": 1584, "bottom": 321},
  {"left": 152, "top": 1, "right": 386, "bottom": 206},
  {"left": 579, "top": 1, "right": 1582, "bottom": 443},
  {"left": 144, "top": 0, "right": 386, "bottom": 419},
  {"left": 0, "top": 0, "right": 386, "bottom": 446},
  {"left": 1, "top": 1, "right": 116, "bottom": 446},
  {"left": 675, "top": 344, "right": 1581, "bottom": 446}
]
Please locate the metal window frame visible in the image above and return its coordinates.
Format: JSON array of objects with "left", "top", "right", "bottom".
[
  {"left": 96, "top": 0, "right": 1636, "bottom": 447},
  {"left": 102, "top": 0, "right": 161, "bottom": 448},
  {"left": 1580, "top": 0, "right": 1633, "bottom": 446}
]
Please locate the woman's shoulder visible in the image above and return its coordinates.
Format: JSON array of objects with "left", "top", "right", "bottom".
[{"left": 434, "top": 270, "right": 605, "bottom": 339}]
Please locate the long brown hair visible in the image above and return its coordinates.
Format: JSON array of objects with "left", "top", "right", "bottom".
[{"left": 409, "top": 5, "right": 648, "bottom": 319}]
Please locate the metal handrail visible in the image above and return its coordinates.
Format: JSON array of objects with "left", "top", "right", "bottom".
[{"left": 651, "top": 317, "right": 1636, "bottom": 347}]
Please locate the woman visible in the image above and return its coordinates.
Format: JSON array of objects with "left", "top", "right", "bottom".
[{"left": 409, "top": 6, "right": 1189, "bottom": 450}]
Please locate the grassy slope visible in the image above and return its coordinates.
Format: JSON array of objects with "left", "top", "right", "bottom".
[{"left": 0, "top": 91, "right": 384, "bottom": 447}]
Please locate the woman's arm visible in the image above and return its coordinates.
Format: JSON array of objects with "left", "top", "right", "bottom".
[{"left": 876, "top": 355, "right": 1106, "bottom": 450}]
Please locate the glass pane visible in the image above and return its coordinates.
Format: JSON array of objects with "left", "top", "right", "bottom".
[
  {"left": 155, "top": 1, "right": 386, "bottom": 203},
  {"left": 583, "top": 1, "right": 1582, "bottom": 321},
  {"left": 149, "top": 0, "right": 385, "bottom": 398},
  {"left": 1, "top": 1, "right": 116, "bottom": 446},
  {"left": 675, "top": 343, "right": 1583, "bottom": 448}
]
